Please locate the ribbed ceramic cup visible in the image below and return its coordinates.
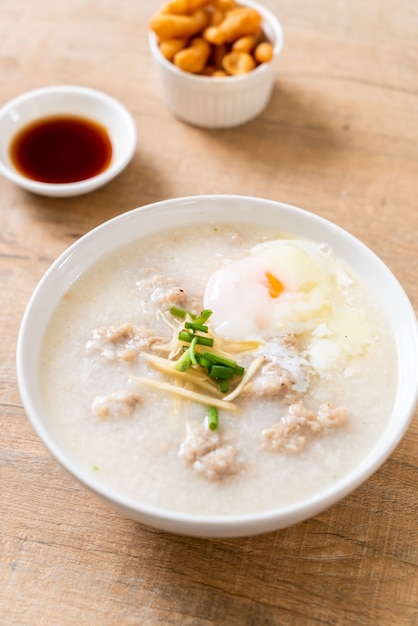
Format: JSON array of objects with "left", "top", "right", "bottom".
[{"left": 149, "top": 0, "right": 284, "bottom": 129}]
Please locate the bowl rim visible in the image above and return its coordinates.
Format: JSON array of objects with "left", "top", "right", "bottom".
[
  {"left": 148, "top": 0, "right": 284, "bottom": 84},
  {"left": 16, "top": 194, "right": 418, "bottom": 535},
  {"left": 0, "top": 84, "right": 137, "bottom": 196}
]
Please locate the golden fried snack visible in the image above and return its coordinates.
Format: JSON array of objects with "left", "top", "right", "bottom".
[
  {"left": 201, "top": 65, "right": 228, "bottom": 77},
  {"left": 209, "top": 7, "right": 225, "bottom": 26},
  {"left": 222, "top": 50, "right": 256, "bottom": 74},
  {"left": 213, "top": 0, "right": 237, "bottom": 10},
  {"left": 159, "top": 37, "right": 189, "bottom": 60},
  {"left": 202, "top": 26, "right": 225, "bottom": 46},
  {"left": 149, "top": 1, "right": 275, "bottom": 76},
  {"left": 150, "top": 9, "right": 209, "bottom": 41},
  {"left": 174, "top": 37, "right": 211, "bottom": 73},
  {"left": 161, "top": 0, "right": 212, "bottom": 14},
  {"left": 254, "top": 41, "right": 273, "bottom": 63},
  {"left": 203, "top": 8, "right": 262, "bottom": 45},
  {"left": 231, "top": 34, "right": 258, "bottom": 53}
]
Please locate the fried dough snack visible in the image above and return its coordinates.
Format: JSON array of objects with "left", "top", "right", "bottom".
[
  {"left": 150, "top": 9, "right": 210, "bottom": 41},
  {"left": 149, "top": 1, "right": 274, "bottom": 76},
  {"left": 203, "top": 8, "right": 261, "bottom": 45},
  {"left": 161, "top": 0, "right": 213, "bottom": 13},
  {"left": 174, "top": 37, "right": 211, "bottom": 72}
]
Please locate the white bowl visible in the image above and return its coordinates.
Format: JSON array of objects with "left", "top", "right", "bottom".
[
  {"left": 16, "top": 195, "right": 418, "bottom": 537},
  {"left": 0, "top": 85, "right": 137, "bottom": 197},
  {"left": 149, "top": 0, "right": 283, "bottom": 128}
]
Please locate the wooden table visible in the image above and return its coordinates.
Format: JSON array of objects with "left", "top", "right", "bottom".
[{"left": 1, "top": 1, "right": 417, "bottom": 624}]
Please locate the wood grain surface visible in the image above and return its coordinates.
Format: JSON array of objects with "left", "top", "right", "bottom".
[{"left": 1, "top": 1, "right": 417, "bottom": 624}]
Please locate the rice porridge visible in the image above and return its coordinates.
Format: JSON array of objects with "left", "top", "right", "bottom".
[{"left": 40, "top": 223, "right": 397, "bottom": 516}]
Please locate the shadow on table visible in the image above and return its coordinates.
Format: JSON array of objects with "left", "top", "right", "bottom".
[
  {"left": 195, "top": 77, "right": 348, "bottom": 175},
  {"left": 17, "top": 148, "right": 169, "bottom": 243},
  {"left": 112, "top": 456, "right": 413, "bottom": 624}
]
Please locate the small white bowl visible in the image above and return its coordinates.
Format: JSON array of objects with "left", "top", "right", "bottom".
[
  {"left": 16, "top": 195, "right": 418, "bottom": 538},
  {"left": 0, "top": 85, "right": 137, "bottom": 197},
  {"left": 149, "top": 1, "right": 283, "bottom": 128}
]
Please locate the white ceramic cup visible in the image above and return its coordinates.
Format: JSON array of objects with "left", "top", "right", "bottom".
[{"left": 149, "top": 1, "right": 284, "bottom": 129}]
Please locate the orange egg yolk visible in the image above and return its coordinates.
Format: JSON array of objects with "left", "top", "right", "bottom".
[{"left": 265, "top": 272, "right": 285, "bottom": 298}]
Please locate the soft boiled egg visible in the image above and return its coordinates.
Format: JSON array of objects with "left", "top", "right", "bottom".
[{"left": 203, "top": 239, "right": 371, "bottom": 364}]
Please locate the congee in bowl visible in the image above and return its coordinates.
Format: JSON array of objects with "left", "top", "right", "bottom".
[{"left": 17, "top": 195, "right": 418, "bottom": 537}]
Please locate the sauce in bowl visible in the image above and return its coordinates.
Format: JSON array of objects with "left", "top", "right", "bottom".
[{"left": 9, "top": 115, "right": 112, "bottom": 184}]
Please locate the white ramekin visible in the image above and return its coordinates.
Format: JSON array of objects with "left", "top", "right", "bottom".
[{"left": 149, "top": 1, "right": 284, "bottom": 129}]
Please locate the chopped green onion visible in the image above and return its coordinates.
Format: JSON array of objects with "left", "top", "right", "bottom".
[
  {"left": 174, "top": 348, "right": 192, "bottom": 371},
  {"left": 194, "top": 336, "right": 213, "bottom": 347},
  {"left": 178, "top": 330, "right": 193, "bottom": 343},
  {"left": 208, "top": 365, "right": 235, "bottom": 379},
  {"left": 219, "top": 379, "right": 229, "bottom": 393},
  {"left": 207, "top": 406, "right": 218, "bottom": 431},
  {"left": 169, "top": 305, "right": 189, "bottom": 319},
  {"left": 178, "top": 331, "right": 213, "bottom": 347},
  {"left": 195, "top": 309, "right": 212, "bottom": 325},
  {"left": 194, "top": 353, "right": 212, "bottom": 370},
  {"left": 203, "top": 351, "right": 237, "bottom": 368},
  {"left": 189, "top": 335, "right": 198, "bottom": 366},
  {"left": 185, "top": 321, "right": 209, "bottom": 333},
  {"left": 203, "top": 351, "right": 244, "bottom": 376}
]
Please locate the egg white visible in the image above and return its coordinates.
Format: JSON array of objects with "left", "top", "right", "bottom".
[{"left": 203, "top": 239, "right": 372, "bottom": 373}]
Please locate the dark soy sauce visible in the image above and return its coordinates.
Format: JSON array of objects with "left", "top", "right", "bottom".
[{"left": 10, "top": 115, "right": 113, "bottom": 184}]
